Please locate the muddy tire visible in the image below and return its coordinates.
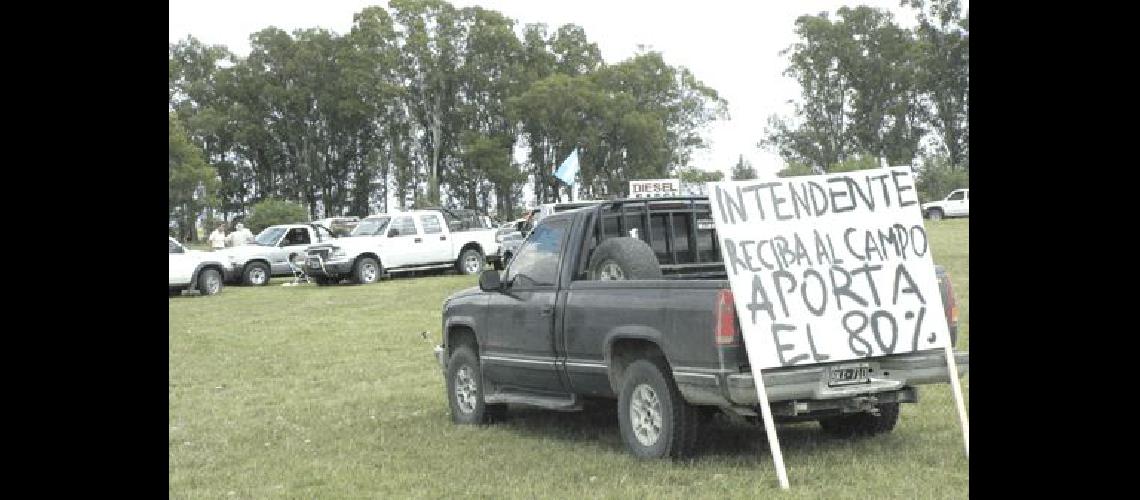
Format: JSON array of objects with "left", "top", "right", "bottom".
[
  {"left": 446, "top": 345, "right": 506, "bottom": 424},
  {"left": 617, "top": 359, "right": 698, "bottom": 459}
]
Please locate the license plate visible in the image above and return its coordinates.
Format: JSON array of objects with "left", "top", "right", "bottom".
[{"left": 827, "top": 363, "right": 870, "bottom": 386}]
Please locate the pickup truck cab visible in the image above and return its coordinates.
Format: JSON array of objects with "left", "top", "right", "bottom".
[
  {"left": 498, "top": 200, "right": 605, "bottom": 268},
  {"left": 217, "top": 223, "right": 337, "bottom": 285},
  {"left": 922, "top": 188, "right": 969, "bottom": 221},
  {"left": 435, "top": 197, "right": 969, "bottom": 459},
  {"left": 303, "top": 209, "right": 499, "bottom": 285},
  {"left": 168, "top": 237, "right": 226, "bottom": 296}
]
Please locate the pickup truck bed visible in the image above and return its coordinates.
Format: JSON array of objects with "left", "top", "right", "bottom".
[{"left": 435, "top": 196, "right": 968, "bottom": 458}]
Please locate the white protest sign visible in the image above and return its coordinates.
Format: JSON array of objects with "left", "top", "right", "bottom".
[
  {"left": 709, "top": 167, "right": 951, "bottom": 370},
  {"left": 629, "top": 178, "right": 680, "bottom": 198}
]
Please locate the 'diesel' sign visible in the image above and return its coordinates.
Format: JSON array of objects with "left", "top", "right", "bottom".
[
  {"left": 709, "top": 166, "right": 950, "bottom": 369},
  {"left": 629, "top": 179, "right": 680, "bottom": 198}
]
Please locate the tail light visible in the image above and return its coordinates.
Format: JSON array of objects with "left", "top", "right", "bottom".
[
  {"left": 715, "top": 289, "right": 741, "bottom": 346},
  {"left": 944, "top": 274, "right": 959, "bottom": 326}
]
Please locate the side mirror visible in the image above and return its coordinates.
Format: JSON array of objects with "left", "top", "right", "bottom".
[
  {"left": 387, "top": 228, "right": 399, "bottom": 237},
  {"left": 478, "top": 270, "right": 502, "bottom": 292},
  {"left": 515, "top": 221, "right": 524, "bottom": 232}
]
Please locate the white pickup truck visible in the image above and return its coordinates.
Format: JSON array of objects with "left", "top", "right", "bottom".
[
  {"left": 303, "top": 210, "right": 499, "bottom": 285},
  {"left": 216, "top": 223, "right": 338, "bottom": 285},
  {"left": 922, "top": 188, "right": 970, "bottom": 221},
  {"left": 168, "top": 237, "right": 226, "bottom": 296}
]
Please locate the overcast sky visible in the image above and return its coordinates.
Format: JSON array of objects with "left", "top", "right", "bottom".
[{"left": 170, "top": 0, "right": 925, "bottom": 180}]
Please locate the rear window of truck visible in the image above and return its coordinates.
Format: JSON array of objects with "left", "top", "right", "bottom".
[{"left": 582, "top": 198, "right": 725, "bottom": 280}]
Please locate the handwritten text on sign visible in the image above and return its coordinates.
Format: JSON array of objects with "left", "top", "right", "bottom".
[{"left": 708, "top": 167, "right": 951, "bottom": 370}]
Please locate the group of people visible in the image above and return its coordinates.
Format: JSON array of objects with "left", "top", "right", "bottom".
[{"left": 208, "top": 222, "right": 255, "bottom": 250}]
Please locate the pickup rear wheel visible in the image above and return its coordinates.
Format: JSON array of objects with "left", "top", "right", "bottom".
[
  {"left": 446, "top": 345, "right": 505, "bottom": 424},
  {"left": 618, "top": 359, "right": 698, "bottom": 459},
  {"left": 457, "top": 248, "right": 484, "bottom": 275},
  {"left": 588, "top": 237, "right": 662, "bottom": 281},
  {"left": 352, "top": 257, "right": 380, "bottom": 285},
  {"left": 926, "top": 208, "right": 944, "bottom": 221},
  {"left": 196, "top": 268, "right": 223, "bottom": 296},
  {"left": 818, "top": 402, "right": 900, "bottom": 437}
]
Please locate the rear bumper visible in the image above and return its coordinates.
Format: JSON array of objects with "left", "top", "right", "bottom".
[{"left": 673, "top": 350, "right": 968, "bottom": 415}]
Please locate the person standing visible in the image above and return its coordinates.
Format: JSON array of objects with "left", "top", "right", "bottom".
[
  {"left": 227, "top": 222, "right": 254, "bottom": 247},
  {"left": 208, "top": 223, "right": 227, "bottom": 251}
]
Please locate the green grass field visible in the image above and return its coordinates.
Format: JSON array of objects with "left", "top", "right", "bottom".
[{"left": 169, "top": 219, "right": 969, "bottom": 499}]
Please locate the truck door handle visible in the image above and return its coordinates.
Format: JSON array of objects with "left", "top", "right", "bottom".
[
  {"left": 440, "top": 235, "right": 447, "bottom": 241},
  {"left": 414, "top": 238, "right": 422, "bottom": 243},
  {"left": 540, "top": 306, "right": 554, "bottom": 316}
]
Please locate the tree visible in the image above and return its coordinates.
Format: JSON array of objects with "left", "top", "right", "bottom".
[
  {"left": 246, "top": 198, "right": 310, "bottom": 233},
  {"left": 170, "top": 37, "right": 244, "bottom": 224},
  {"left": 169, "top": 113, "right": 217, "bottom": 242},
  {"left": 761, "top": 7, "right": 924, "bottom": 172},
  {"left": 166, "top": 1, "right": 727, "bottom": 221},
  {"left": 905, "top": 0, "right": 969, "bottom": 170},
  {"left": 389, "top": 0, "right": 465, "bottom": 206},
  {"left": 676, "top": 166, "right": 723, "bottom": 183},
  {"left": 730, "top": 155, "right": 757, "bottom": 180},
  {"left": 775, "top": 161, "right": 816, "bottom": 178},
  {"left": 914, "top": 155, "right": 968, "bottom": 202}
]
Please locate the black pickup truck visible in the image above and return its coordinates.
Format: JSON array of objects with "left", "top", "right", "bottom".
[{"left": 434, "top": 197, "right": 968, "bottom": 459}]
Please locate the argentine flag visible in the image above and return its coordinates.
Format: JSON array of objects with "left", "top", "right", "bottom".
[{"left": 553, "top": 150, "right": 580, "bottom": 186}]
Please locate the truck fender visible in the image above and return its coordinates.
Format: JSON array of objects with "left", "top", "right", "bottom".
[
  {"left": 187, "top": 261, "right": 224, "bottom": 290},
  {"left": 444, "top": 316, "right": 480, "bottom": 353}
]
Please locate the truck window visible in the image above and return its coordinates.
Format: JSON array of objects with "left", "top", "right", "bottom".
[
  {"left": 505, "top": 218, "right": 568, "bottom": 287},
  {"left": 947, "top": 191, "right": 965, "bottom": 201},
  {"left": 284, "top": 228, "right": 310, "bottom": 246},
  {"left": 169, "top": 239, "right": 183, "bottom": 254},
  {"left": 420, "top": 215, "right": 443, "bottom": 234},
  {"left": 314, "top": 225, "right": 334, "bottom": 242},
  {"left": 581, "top": 199, "right": 725, "bottom": 280},
  {"left": 391, "top": 216, "right": 417, "bottom": 236},
  {"left": 352, "top": 217, "right": 391, "bottom": 236}
]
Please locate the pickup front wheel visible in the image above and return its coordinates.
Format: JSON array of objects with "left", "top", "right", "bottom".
[
  {"left": 352, "top": 257, "right": 380, "bottom": 285},
  {"left": 446, "top": 345, "right": 505, "bottom": 424},
  {"left": 618, "top": 359, "right": 698, "bottom": 459},
  {"left": 242, "top": 262, "right": 270, "bottom": 286}
]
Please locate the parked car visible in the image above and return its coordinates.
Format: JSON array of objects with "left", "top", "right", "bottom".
[
  {"left": 434, "top": 196, "right": 968, "bottom": 459},
  {"left": 216, "top": 223, "right": 338, "bottom": 285},
  {"left": 922, "top": 189, "right": 969, "bottom": 221},
  {"left": 168, "top": 237, "right": 226, "bottom": 296},
  {"left": 302, "top": 209, "right": 500, "bottom": 285}
]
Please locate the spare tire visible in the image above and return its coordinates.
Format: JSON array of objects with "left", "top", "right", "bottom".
[{"left": 587, "top": 237, "right": 662, "bottom": 280}]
